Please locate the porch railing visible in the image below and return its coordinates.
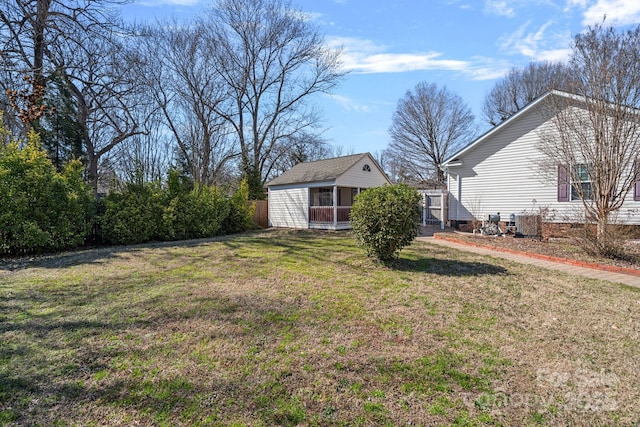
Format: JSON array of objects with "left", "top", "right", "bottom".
[
  {"left": 337, "top": 206, "right": 351, "bottom": 222},
  {"left": 309, "top": 206, "right": 352, "bottom": 223}
]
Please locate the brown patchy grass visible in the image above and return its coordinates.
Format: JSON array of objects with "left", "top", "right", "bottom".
[{"left": 0, "top": 229, "right": 639, "bottom": 426}]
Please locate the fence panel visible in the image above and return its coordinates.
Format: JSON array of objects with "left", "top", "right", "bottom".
[
  {"left": 251, "top": 200, "right": 269, "bottom": 228},
  {"left": 419, "top": 190, "right": 448, "bottom": 229}
]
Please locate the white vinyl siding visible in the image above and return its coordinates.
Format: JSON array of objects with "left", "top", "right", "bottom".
[
  {"left": 268, "top": 187, "right": 309, "bottom": 228},
  {"left": 447, "top": 102, "right": 640, "bottom": 225},
  {"left": 335, "top": 156, "right": 390, "bottom": 188}
]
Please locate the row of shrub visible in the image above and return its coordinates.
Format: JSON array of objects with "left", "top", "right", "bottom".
[
  {"left": 0, "top": 129, "right": 254, "bottom": 255},
  {"left": 100, "top": 171, "right": 253, "bottom": 246}
]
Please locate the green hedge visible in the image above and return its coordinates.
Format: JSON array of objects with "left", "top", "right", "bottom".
[
  {"left": 99, "top": 172, "right": 255, "bottom": 246},
  {"left": 99, "top": 181, "right": 167, "bottom": 245},
  {"left": 0, "top": 123, "right": 255, "bottom": 254},
  {"left": 0, "top": 130, "right": 93, "bottom": 254}
]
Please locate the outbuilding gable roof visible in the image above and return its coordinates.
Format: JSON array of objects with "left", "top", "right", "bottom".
[{"left": 266, "top": 153, "right": 384, "bottom": 186}]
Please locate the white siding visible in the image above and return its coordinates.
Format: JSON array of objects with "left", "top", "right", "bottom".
[
  {"left": 268, "top": 187, "right": 309, "bottom": 228},
  {"left": 336, "top": 155, "right": 390, "bottom": 188},
  {"left": 447, "top": 104, "right": 640, "bottom": 225}
]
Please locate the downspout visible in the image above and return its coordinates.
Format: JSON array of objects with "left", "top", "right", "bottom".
[{"left": 456, "top": 174, "right": 461, "bottom": 225}]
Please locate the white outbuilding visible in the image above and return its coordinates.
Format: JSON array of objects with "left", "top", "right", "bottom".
[{"left": 266, "top": 153, "right": 391, "bottom": 230}]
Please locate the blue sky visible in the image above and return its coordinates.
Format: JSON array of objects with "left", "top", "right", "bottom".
[{"left": 122, "top": 0, "right": 640, "bottom": 155}]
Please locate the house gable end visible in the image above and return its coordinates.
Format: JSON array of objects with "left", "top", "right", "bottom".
[
  {"left": 335, "top": 153, "right": 391, "bottom": 188},
  {"left": 441, "top": 90, "right": 580, "bottom": 169}
]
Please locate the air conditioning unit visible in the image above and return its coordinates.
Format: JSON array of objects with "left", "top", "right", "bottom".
[{"left": 515, "top": 214, "right": 541, "bottom": 238}]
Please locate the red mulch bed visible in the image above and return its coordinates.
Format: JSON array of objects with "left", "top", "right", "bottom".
[{"left": 435, "top": 231, "right": 640, "bottom": 274}]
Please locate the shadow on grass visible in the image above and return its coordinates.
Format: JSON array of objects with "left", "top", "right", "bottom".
[
  {"left": 0, "top": 284, "right": 315, "bottom": 425},
  {"left": 0, "top": 319, "right": 114, "bottom": 335},
  {"left": 0, "top": 246, "right": 123, "bottom": 271},
  {"left": 395, "top": 257, "right": 508, "bottom": 276},
  {"left": 0, "top": 229, "right": 347, "bottom": 271}
]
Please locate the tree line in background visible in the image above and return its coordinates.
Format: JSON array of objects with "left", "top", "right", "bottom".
[
  {"left": 1, "top": 0, "right": 344, "bottom": 200},
  {"left": 3, "top": 0, "right": 637, "bottom": 197}
]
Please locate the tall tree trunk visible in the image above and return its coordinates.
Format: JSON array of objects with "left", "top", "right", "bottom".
[
  {"left": 34, "top": 0, "right": 52, "bottom": 89},
  {"left": 86, "top": 150, "right": 99, "bottom": 197},
  {"left": 596, "top": 212, "right": 609, "bottom": 253}
]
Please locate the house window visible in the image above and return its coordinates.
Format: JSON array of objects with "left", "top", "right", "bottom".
[
  {"left": 362, "top": 164, "right": 371, "bottom": 172},
  {"left": 571, "top": 164, "right": 592, "bottom": 201},
  {"left": 310, "top": 187, "right": 333, "bottom": 206}
]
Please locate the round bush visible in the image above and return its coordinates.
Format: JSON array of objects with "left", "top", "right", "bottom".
[{"left": 350, "top": 184, "right": 421, "bottom": 264}]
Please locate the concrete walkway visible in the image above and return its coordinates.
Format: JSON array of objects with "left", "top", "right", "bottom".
[{"left": 416, "top": 234, "right": 640, "bottom": 288}]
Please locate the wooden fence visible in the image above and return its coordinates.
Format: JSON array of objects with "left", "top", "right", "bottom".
[{"left": 251, "top": 200, "right": 269, "bottom": 228}]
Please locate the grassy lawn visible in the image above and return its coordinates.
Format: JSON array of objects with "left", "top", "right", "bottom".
[{"left": 1, "top": 229, "right": 638, "bottom": 426}]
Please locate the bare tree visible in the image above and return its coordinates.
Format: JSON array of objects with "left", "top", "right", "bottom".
[
  {"left": 59, "top": 30, "right": 147, "bottom": 193},
  {"left": 268, "top": 132, "right": 331, "bottom": 177},
  {"left": 385, "top": 82, "right": 476, "bottom": 187},
  {"left": 538, "top": 24, "right": 640, "bottom": 255},
  {"left": 140, "top": 22, "right": 238, "bottom": 186},
  {"left": 208, "top": 0, "right": 344, "bottom": 198},
  {"left": 0, "top": 0, "right": 124, "bottom": 110},
  {"left": 111, "top": 106, "right": 172, "bottom": 185},
  {"left": 483, "top": 61, "right": 575, "bottom": 126},
  {"left": 0, "top": 0, "right": 146, "bottom": 193}
]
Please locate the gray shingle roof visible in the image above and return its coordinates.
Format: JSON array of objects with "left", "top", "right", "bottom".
[{"left": 266, "top": 153, "right": 370, "bottom": 187}]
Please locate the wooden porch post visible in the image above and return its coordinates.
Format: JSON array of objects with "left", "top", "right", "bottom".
[{"left": 333, "top": 185, "right": 338, "bottom": 227}]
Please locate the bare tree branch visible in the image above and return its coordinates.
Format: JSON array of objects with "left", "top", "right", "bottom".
[
  {"left": 483, "top": 61, "right": 575, "bottom": 126},
  {"left": 207, "top": 0, "right": 345, "bottom": 198},
  {"left": 538, "top": 24, "right": 640, "bottom": 254},
  {"left": 385, "top": 82, "right": 476, "bottom": 187}
]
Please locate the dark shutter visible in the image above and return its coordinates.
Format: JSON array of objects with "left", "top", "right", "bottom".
[
  {"left": 635, "top": 160, "right": 640, "bottom": 201},
  {"left": 557, "top": 164, "right": 570, "bottom": 202}
]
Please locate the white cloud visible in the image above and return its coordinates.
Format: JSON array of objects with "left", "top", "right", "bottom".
[
  {"left": 444, "top": 0, "right": 473, "bottom": 10},
  {"left": 498, "top": 21, "right": 573, "bottom": 61},
  {"left": 346, "top": 52, "right": 469, "bottom": 74},
  {"left": 581, "top": 0, "right": 640, "bottom": 26},
  {"left": 564, "top": 0, "right": 588, "bottom": 9},
  {"left": 326, "top": 36, "right": 504, "bottom": 80},
  {"left": 326, "top": 94, "right": 372, "bottom": 113},
  {"left": 466, "top": 57, "right": 514, "bottom": 80},
  {"left": 485, "top": 0, "right": 516, "bottom": 17}
]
